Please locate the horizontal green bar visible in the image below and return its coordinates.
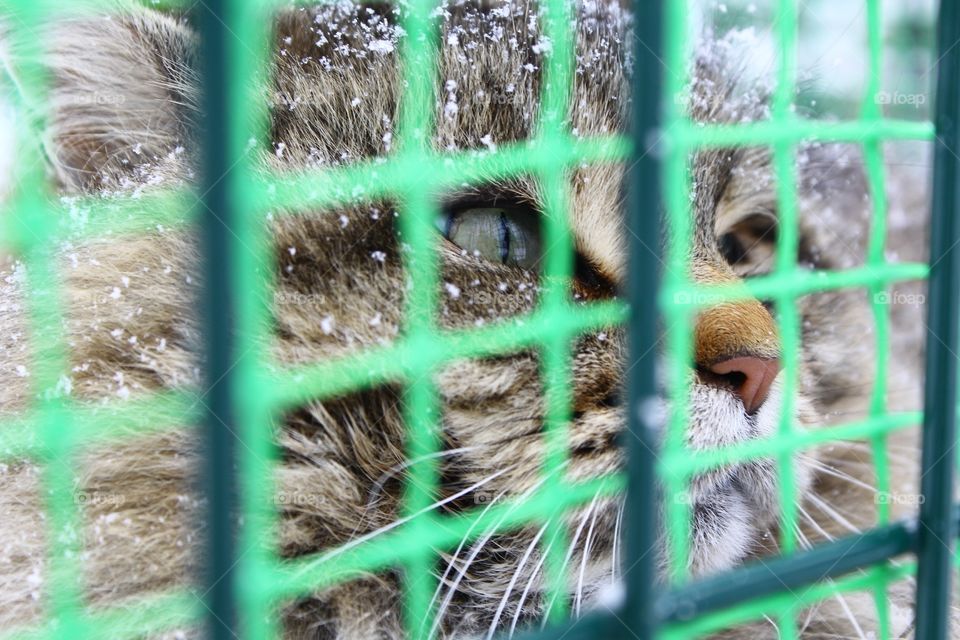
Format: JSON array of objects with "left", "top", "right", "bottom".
[
  {"left": 0, "top": 391, "right": 200, "bottom": 461},
  {"left": 658, "top": 411, "right": 920, "bottom": 479},
  {"left": 26, "top": 136, "right": 627, "bottom": 246},
  {"left": 661, "top": 262, "right": 929, "bottom": 310},
  {"left": 3, "top": 589, "right": 201, "bottom": 640},
  {"left": 253, "top": 136, "right": 630, "bottom": 214},
  {"left": 511, "top": 611, "right": 623, "bottom": 640},
  {"left": 671, "top": 118, "right": 934, "bottom": 150},
  {"left": 656, "top": 517, "right": 916, "bottom": 624},
  {"left": 271, "top": 300, "right": 627, "bottom": 408},
  {"left": 267, "top": 474, "right": 625, "bottom": 603},
  {"left": 658, "top": 561, "right": 915, "bottom": 640},
  {"left": 2, "top": 188, "right": 196, "bottom": 248}
]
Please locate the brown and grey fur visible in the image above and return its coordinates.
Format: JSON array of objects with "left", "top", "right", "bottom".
[{"left": 0, "top": 1, "right": 935, "bottom": 637}]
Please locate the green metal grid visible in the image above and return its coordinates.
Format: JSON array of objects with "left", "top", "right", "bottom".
[{"left": 0, "top": 0, "right": 958, "bottom": 639}]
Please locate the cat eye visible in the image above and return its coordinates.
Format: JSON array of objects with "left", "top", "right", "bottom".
[
  {"left": 716, "top": 212, "right": 777, "bottom": 272},
  {"left": 436, "top": 206, "right": 541, "bottom": 270}
]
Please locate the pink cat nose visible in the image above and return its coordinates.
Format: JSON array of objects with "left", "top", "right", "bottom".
[{"left": 708, "top": 356, "right": 781, "bottom": 414}]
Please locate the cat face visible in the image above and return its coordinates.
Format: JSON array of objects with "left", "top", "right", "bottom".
[
  {"left": 3, "top": 1, "right": 875, "bottom": 637},
  {"left": 266, "top": 1, "right": 873, "bottom": 634}
]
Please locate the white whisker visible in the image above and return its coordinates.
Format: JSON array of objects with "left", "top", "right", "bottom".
[
  {"left": 316, "top": 465, "right": 514, "bottom": 569},
  {"left": 484, "top": 523, "right": 548, "bottom": 640},
  {"left": 761, "top": 614, "right": 780, "bottom": 637},
  {"left": 347, "top": 446, "right": 484, "bottom": 540},
  {"left": 806, "top": 493, "right": 862, "bottom": 536},
  {"left": 367, "top": 446, "right": 481, "bottom": 507},
  {"left": 509, "top": 534, "right": 553, "bottom": 638},
  {"left": 802, "top": 457, "right": 880, "bottom": 494},
  {"left": 539, "top": 498, "right": 597, "bottom": 628},
  {"left": 611, "top": 499, "right": 624, "bottom": 583},
  {"left": 832, "top": 591, "right": 868, "bottom": 640},
  {"left": 575, "top": 497, "right": 603, "bottom": 617},
  {"left": 430, "top": 483, "right": 515, "bottom": 630},
  {"left": 432, "top": 476, "right": 547, "bottom": 638},
  {"left": 798, "top": 503, "right": 835, "bottom": 543}
]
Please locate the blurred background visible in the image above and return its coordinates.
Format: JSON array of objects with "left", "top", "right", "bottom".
[{"left": 693, "top": 0, "right": 936, "bottom": 122}]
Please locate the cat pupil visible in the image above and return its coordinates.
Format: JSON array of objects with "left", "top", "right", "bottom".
[
  {"left": 497, "top": 211, "right": 510, "bottom": 263},
  {"left": 719, "top": 232, "right": 747, "bottom": 265},
  {"left": 438, "top": 206, "right": 540, "bottom": 270}
]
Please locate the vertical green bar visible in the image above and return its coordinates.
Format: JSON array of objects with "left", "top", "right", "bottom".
[
  {"left": 538, "top": 0, "right": 576, "bottom": 625},
  {"left": 197, "top": 0, "right": 240, "bottom": 634},
  {"left": 863, "top": 0, "right": 892, "bottom": 524},
  {"left": 393, "top": 0, "right": 443, "bottom": 635},
  {"left": 4, "top": 2, "right": 87, "bottom": 637},
  {"left": 661, "top": 0, "right": 695, "bottom": 584},
  {"left": 771, "top": 0, "right": 799, "bottom": 572},
  {"left": 915, "top": 0, "right": 960, "bottom": 637},
  {"left": 770, "top": 1, "right": 800, "bottom": 635},
  {"left": 225, "top": 0, "right": 281, "bottom": 638},
  {"left": 862, "top": 1, "right": 893, "bottom": 635},
  {"left": 625, "top": 0, "right": 663, "bottom": 637}
]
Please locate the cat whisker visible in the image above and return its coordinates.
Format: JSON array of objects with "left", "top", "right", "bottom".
[
  {"left": 815, "top": 448, "right": 919, "bottom": 469},
  {"left": 539, "top": 494, "right": 599, "bottom": 628},
  {"left": 485, "top": 523, "right": 548, "bottom": 640},
  {"left": 794, "top": 527, "right": 868, "bottom": 640},
  {"left": 509, "top": 530, "right": 554, "bottom": 638},
  {"left": 798, "top": 503, "right": 836, "bottom": 543},
  {"left": 801, "top": 455, "right": 880, "bottom": 494},
  {"left": 832, "top": 591, "right": 869, "bottom": 640},
  {"left": 432, "top": 476, "right": 548, "bottom": 637},
  {"left": 575, "top": 498, "right": 603, "bottom": 617},
  {"left": 320, "top": 466, "right": 515, "bottom": 568},
  {"left": 761, "top": 614, "right": 780, "bottom": 637},
  {"left": 806, "top": 493, "right": 862, "bottom": 536},
  {"left": 367, "top": 446, "right": 481, "bottom": 508},
  {"left": 430, "top": 482, "right": 516, "bottom": 634},
  {"left": 349, "top": 445, "right": 484, "bottom": 540},
  {"left": 612, "top": 499, "right": 625, "bottom": 583}
]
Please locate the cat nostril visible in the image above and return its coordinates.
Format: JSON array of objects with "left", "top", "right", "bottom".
[{"left": 705, "top": 356, "right": 781, "bottom": 414}]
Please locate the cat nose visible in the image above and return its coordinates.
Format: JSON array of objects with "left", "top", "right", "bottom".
[
  {"left": 692, "top": 295, "right": 781, "bottom": 413},
  {"left": 707, "top": 355, "right": 781, "bottom": 413}
]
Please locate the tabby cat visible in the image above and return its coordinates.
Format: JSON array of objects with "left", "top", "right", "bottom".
[{"left": 0, "top": 1, "right": 930, "bottom": 637}]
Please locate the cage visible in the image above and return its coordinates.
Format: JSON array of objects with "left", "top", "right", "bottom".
[{"left": 0, "top": 0, "right": 957, "bottom": 639}]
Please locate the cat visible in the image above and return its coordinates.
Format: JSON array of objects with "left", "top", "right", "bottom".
[{"left": 0, "top": 0, "right": 931, "bottom": 637}]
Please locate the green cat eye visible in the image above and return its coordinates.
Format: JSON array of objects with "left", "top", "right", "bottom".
[{"left": 436, "top": 206, "right": 541, "bottom": 270}]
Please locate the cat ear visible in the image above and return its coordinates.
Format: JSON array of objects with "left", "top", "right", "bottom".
[{"left": 41, "top": 7, "right": 199, "bottom": 191}]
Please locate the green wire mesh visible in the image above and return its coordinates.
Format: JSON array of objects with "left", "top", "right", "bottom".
[
  {"left": 659, "top": 0, "right": 933, "bottom": 637},
  {"left": 0, "top": 0, "right": 949, "bottom": 639}
]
